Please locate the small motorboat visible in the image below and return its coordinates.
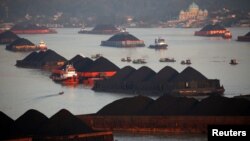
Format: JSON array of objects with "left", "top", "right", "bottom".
[
  {"left": 149, "top": 37, "right": 168, "bottom": 49},
  {"left": 132, "top": 58, "right": 147, "bottom": 64},
  {"left": 181, "top": 59, "right": 191, "bottom": 65},
  {"left": 91, "top": 53, "right": 102, "bottom": 59},
  {"left": 121, "top": 57, "right": 132, "bottom": 62},
  {"left": 229, "top": 59, "right": 238, "bottom": 65},
  {"left": 159, "top": 58, "right": 176, "bottom": 62},
  {"left": 59, "top": 91, "right": 64, "bottom": 95}
]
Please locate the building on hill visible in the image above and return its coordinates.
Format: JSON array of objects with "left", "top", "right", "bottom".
[
  {"left": 179, "top": 2, "right": 208, "bottom": 21},
  {"left": 165, "top": 1, "right": 208, "bottom": 28}
]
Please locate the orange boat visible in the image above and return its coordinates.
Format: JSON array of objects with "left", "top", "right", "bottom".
[
  {"left": 222, "top": 31, "right": 232, "bottom": 39},
  {"left": 51, "top": 64, "right": 79, "bottom": 85}
]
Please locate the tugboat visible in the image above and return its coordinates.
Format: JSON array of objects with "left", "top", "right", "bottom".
[
  {"left": 121, "top": 57, "right": 132, "bottom": 62},
  {"left": 132, "top": 58, "right": 147, "bottom": 64},
  {"left": 37, "top": 40, "right": 47, "bottom": 51},
  {"left": 222, "top": 31, "right": 232, "bottom": 39},
  {"left": 229, "top": 59, "right": 238, "bottom": 65},
  {"left": 181, "top": 59, "right": 191, "bottom": 65},
  {"left": 159, "top": 58, "right": 176, "bottom": 62},
  {"left": 149, "top": 37, "right": 168, "bottom": 49},
  {"left": 51, "top": 64, "right": 79, "bottom": 84}
]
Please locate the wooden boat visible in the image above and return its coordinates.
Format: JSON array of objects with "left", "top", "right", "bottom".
[
  {"left": 229, "top": 59, "right": 238, "bottom": 65},
  {"left": 181, "top": 59, "right": 191, "bottom": 65},
  {"left": 159, "top": 58, "right": 176, "bottom": 62},
  {"left": 91, "top": 54, "right": 102, "bottom": 59},
  {"left": 121, "top": 57, "right": 132, "bottom": 62},
  {"left": 132, "top": 58, "right": 147, "bottom": 64}
]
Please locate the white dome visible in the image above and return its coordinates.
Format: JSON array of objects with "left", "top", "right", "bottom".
[{"left": 189, "top": 2, "right": 199, "bottom": 11}]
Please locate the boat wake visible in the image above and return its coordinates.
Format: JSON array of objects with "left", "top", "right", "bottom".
[{"left": 34, "top": 93, "right": 64, "bottom": 100}]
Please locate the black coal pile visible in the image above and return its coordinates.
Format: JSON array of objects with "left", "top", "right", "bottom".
[
  {"left": 6, "top": 38, "right": 35, "bottom": 51},
  {"left": 143, "top": 95, "right": 198, "bottom": 115},
  {"left": 0, "top": 111, "right": 14, "bottom": 140},
  {"left": 107, "top": 32, "right": 141, "bottom": 41},
  {"left": 97, "top": 95, "right": 154, "bottom": 115},
  {"left": 92, "top": 24, "right": 119, "bottom": 32},
  {"left": 172, "top": 67, "right": 207, "bottom": 82},
  {"left": 0, "top": 30, "right": 19, "bottom": 44},
  {"left": 94, "top": 66, "right": 181, "bottom": 95},
  {"left": 199, "top": 24, "right": 226, "bottom": 32},
  {"left": 138, "top": 66, "right": 179, "bottom": 93},
  {"left": 93, "top": 66, "right": 136, "bottom": 91},
  {"left": 124, "top": 66, "right": 156, "bottom": 91},
  {"left": 190, "top": 94, "right": 250, "bottom": 115},
  {"left": 97, "top": 95, "right": 250, "bottom": 116},
  {"left": 37, "top": 109, "right": 94, "bottom": 136},
  {"left": 77, "top": 57, "right": 94, "bottom": 72},
  {"left": 151, "top": 66, "right": 179, "bottom": 83},
  {"left": 234, "top": 94, "right": 250, "bottom": 101},
  {"left": 60, "top": 54, "right": 93, "bottom": 72},
  {"left": 245, "top": 32, "right": 250, "bottom": 37},
  {"left": 13, "top": 109, "right": 49, "bottom": 136},
  {"left": 86, "top": 56, "right": 120, "bottom": 72},
  {"left": 16, "top": 49, "right": 67, "bottom": 68}
]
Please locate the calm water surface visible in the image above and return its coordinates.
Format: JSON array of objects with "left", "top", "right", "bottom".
[{"left": 0, "top": 27, "right": 249, "bottom": 140}]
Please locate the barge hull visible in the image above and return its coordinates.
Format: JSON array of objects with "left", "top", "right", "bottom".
[{"left": 77, "top": 115, "right": 250, "bottom": 134}]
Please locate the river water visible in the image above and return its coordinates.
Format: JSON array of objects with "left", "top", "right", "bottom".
[{"left": 0, "top": 27, "right": 249, "bottom": 140}]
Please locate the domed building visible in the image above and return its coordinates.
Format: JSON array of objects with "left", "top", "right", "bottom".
[
  {"left": 101, "top": 32, "right": 145, "bottom": 47},
  {"left": 179, "top": 2, "right": 208, "bottom": 21}
]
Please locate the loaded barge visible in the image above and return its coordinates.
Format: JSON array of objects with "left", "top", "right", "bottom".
[
  {"left": 78, "top": 24, "right": 124, "bottom": 35},
  {"left": 194, "top": 24, "right": 232, "bottom": 38},
  {"left": 10, "top": 23, "right": 57, "bottom": 34}
]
